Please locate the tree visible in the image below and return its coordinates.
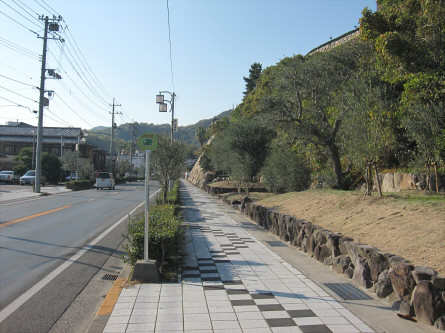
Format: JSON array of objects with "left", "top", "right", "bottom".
[
  {"left": 61, "top": 150, "right": 80, "bottom": 176},
  {"left": 401, "top": 102, "right": 445, "bottom": 191},
  {"left": 261, "top": 146, "right": 311, "bottom": 193},
  {"left": 195, "top": 126, "right": 207, "bottom": 147},
  {"left": 209, "top": 119, "right": 274, "bottom": 196},
  {"left": 42, "top": 152, "right": 62, "bottom": 183},
  {"left": 243, "top": 62, "right": 262, "bottom": 98},
  {"left": 78, "top": 161, "right": 95, "bottom": 181},
  {"left": 151, "top": 134, "right": 187, "bottom": 202},
  {"left": 117, "top": 159, "right": 133, "bottom": 178},
  {"left": 13, "top": 147, "right": 33, "bottom": 175},
  {"left": 360, "top": 1, "right": 445, "bottom": 105},
  {"left": 257, "top": 41, "right": 370, "bottom": 189},
  {"left": 339, "top": 76, "right": 396, "bottom": 196}
]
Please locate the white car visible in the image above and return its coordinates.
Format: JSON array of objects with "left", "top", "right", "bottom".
[
  {"left": 96, "top": 172, "right": 115, "bottom": 190},
  {"left": 20, "top": 170, "right": 46, "bottom": 186},
  {"left": 0, "top": 170, "right": 20, "bottom": 184}
]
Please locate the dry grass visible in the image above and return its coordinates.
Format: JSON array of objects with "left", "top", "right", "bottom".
[{"left": 253, "top": 189, "right": 445, "bottom": 276}]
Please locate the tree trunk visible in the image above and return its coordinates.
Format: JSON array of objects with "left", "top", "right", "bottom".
[
  {"left": 245, "top": 181, "right": 250, "bottom": 197},
  {"left": 163, "top": 180, "right": 168, "bottom": 202},
  {"left": 328, "top": 143, "right": 345, "bottom": 189},
  {"left": 426, "top": 162, "right": 431, "bottom": 191},
  {"left": 374, "top": 163, "right": 382, "bottom": 197},
  {"left": 366, "top": 162, "right": 372, "bottom": 196},
  {"left": 433, "top": 162, "right": 439, "bottom": 194}
]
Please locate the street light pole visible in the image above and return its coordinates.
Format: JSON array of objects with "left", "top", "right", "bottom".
[{"left": 156, "top": 91, "right": 176, "bottom": 140}]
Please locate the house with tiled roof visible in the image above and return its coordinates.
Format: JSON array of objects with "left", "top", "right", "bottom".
[{"left": 0, "top": 122, "right": 106, "bottom": 171}]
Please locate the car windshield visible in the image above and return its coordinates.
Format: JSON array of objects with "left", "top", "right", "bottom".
[
  {"left": 24, "top": 171, "right": 36, "bottom": 176},
  {"left": 1, "top": 171, "right": 12, "bottom": 174},
  {"left": 97, "top": 173, "right": 110, "bottom": 178}
]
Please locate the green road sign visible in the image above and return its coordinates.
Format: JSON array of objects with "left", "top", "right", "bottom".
[{"left": 138, "top": 133, "right": 158, "bottom": 151}]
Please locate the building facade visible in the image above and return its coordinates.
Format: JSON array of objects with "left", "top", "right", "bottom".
[{"left": 0, "top": 122, "right": 106, "bottom": 171}]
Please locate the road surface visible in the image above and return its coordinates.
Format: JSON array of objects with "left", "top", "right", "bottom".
[{"left": 0, "top": 181, "right": 159, "bottom": 332}]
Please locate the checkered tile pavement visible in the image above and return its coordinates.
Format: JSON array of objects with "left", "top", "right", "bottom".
[{"left": 103, "top": 181, "right": 375, "bottom": 332}]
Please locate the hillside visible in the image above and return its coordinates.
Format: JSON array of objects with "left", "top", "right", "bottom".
[
  {"left": 250, "top": 189, "right": 444, "bottom": 276},
  {"left": 86, "top": 109, "right": 232, "bottom": 151}
]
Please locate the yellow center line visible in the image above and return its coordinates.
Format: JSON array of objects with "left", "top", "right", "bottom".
[{"left": 0, "top": 205, "right": 72, "bottom": 228}]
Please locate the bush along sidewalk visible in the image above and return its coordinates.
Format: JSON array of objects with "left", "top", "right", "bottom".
[
  {"left": 65, "top": 180, "right": 93, "bottom": 190},
  {"left": 122, "top": 180, "right": 183, "bottom": 281}
]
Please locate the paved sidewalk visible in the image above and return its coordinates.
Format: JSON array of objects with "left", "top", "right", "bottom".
[
  {"left": 102, "top": 180, "right": 430, "bottom": 333},
  {"left": 0, "top": 184, "right": 71, "bottom": 202}
]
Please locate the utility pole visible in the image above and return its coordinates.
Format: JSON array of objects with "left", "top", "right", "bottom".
[
  {"left": 129, "top": 122, "right": 138, "bottom": 169},
  {"left": 109, "top": 98, "right": 122, "bottom": 173},
  {"left": 35, "top": 15, "right": 63, "bottom": 193}
]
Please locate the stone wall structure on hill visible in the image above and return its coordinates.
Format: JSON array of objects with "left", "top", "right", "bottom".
[
  {"left": 186, "top": 155, "right": 215, "bottom": 189},
  {"left": 234, "top": 200, "right": 444, "bottom": 329}
]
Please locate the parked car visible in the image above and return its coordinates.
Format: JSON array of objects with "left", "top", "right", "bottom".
[
  {"left": 20, "top": 170, "right": 46, "bottom": 186},
  {"left": 66, "top": 172, "right": 78, "bottom": 181},
  {"left": 0, "top": 170, "right": 20, "bottom": 184},
  {"left": 96, "top": 172, "right": 115, "bottom": 190}
]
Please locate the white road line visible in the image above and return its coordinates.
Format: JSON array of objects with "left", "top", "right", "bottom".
[
  {"left": 87, "top": 197, "right": 98, "bottom": 202},
  {"left": 0, "top": 188, "right": 161, "bottom": 323}
]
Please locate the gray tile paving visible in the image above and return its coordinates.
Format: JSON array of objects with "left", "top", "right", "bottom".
[{"left": 103, "top": 180, "right": 377, "bottom": 333}]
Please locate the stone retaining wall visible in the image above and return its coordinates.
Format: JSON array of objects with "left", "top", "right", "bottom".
[
  {"left": 375, "top": 172, "right": 444, "bottom": 192},
  {"left": 217, "top": 195, "right": 445, "bottom": 329}
]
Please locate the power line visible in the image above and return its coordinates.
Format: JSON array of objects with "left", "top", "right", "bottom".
[
  {"left": 16, "top": 0, "right": 39, "bottom": 17},
  {"left": 46, "top": 107, "right": 73, "bottom": 127},
  {"left": 0, "top": 84, "right": 39, "bottom": 103},
  {"left": 0, "top": 0, "right": 42, "bottom": 30},
  {"left": 11, "top": 0, "right": 41, "bottom": 24},
  {"left": 0, "top": 9, "right": 38, "bottom": 35},
  {"left": 54, "top": 93, "right": 93, "bottom": 128},
  {"left": 0, "top": 36, "right": 41, "bottom": 60},
  {"left": 0, "top": 59, "right": 36, "bottom": 80},
  {"left": 63, "top": 23, "right": 113, "bottom": 101},
  {"left": 166, "top": 0, "right": 175, "bottom": 91},
  {"left": 0, "top": 96, "right": 36, "bottom": 115},
  {"left": 0, "top": 74, "right": 37, "bottom": 88},
  {"left": 33, "top": 0, "right": 58, "bottom": 17},
  {"left": 48, "top": 46, "right": 110, "bottom": 112}
]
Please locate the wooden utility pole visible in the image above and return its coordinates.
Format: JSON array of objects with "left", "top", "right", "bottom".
[{"left": 109, "top": 98, "right": 122, "bottom": 173}]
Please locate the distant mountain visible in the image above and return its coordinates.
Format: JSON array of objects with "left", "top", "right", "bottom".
[
  {"left": 89, "top": 126, "right": 108, "bottom": 131},
  {"left": 87, "top": 109, "right": 232, "bottom": 152}
]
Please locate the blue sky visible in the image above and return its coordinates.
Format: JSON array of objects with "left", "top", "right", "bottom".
[{"left": 0, "top": 0, "right": 377, "bottom": 130}]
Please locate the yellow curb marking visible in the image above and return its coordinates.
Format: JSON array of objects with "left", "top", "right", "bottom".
[
  {"left": 0, "top": 205, "right": 72, "bottom": 228},
  {"left": 97, "top": 278, "right": 126, "bottom": 316}
]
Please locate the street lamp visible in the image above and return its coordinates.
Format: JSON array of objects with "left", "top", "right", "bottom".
[{"left": 155, "top": 91, "right": 176, "bottom": 140}]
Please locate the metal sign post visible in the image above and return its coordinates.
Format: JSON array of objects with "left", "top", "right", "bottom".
[
  {"left": 138, "top": 133, "right": 158, "bottom": 263},
  {"left": 144, "top": 149, "right": 150, "bottom": 262}
]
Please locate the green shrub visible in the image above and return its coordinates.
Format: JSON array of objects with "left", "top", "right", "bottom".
[
  {"left": 65, "top": 180, "right": 92, "bottom": 190},
  {"left": 122, "top": 203, "right": 182, "bottom": 274},
  {"left": 261, "top": 148, "right": 311, "bottom": 193},
  {"left": 156, "top": 180, "right": 180, "bottom": 205}
]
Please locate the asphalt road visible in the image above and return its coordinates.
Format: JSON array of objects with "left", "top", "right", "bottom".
[{"left": 0, "top": 181, "right": 160, "bottom": 332}]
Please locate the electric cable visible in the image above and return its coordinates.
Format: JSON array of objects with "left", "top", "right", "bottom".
[
  {"left": 0, "top": 36, "right": 41, "bottom": 60},
  {"left": 48, "top": 47, "right": 110, "bottom": 112},
  {"left": 0, "top": 74, "right": 37, "bottom": 88},
  {"left": 0, "top": 84, "right": 38, "bottom": 103},
  {"left": 0, "top": 0, "right": 42, "bottom": 30},
  {"left": 166, "top": 0, "right": 175, "bottom": 92},
  {"left": 16, "top": 0, "right": 39, "bottom": 17},
  {"left": 63, "top": 23, "right": 113, "bottom": 101},
  {"left": 11, "top": 0, "right": 41, "bottom": 24},
  {"left": 54, "top": 93, "right": 93, "bottom": 128},
  {"left": 35, "top": 0, "right": 60, "bottom": 18},
  {"left": 0, "top": 9, "right": 39, "bottom": 35}
]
